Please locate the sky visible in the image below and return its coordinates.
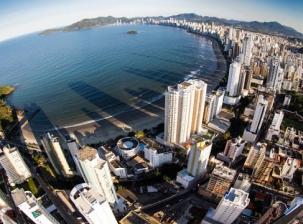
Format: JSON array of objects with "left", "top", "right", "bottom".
[{"left": 0, "top": 0, "right": 302, "bottom": 42}]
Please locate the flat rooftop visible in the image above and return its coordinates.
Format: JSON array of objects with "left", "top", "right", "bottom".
[
  {"left": 72, "top": 184, "right": 106, "bottom": 215},
  {"left": 11, "top": 188, "right": 27, "bottom": 206},
  {"left": 212, "top": 165, "right": 237, "bottom": 181},
  {"left": 225, "top": 188, "right": 249, "bottom": 207},
  {"left": 77, "top": 146, "right": 98, "bottom": 161},
  {"left": 142, "top": 138, "right": 173, "bottom": 154}
]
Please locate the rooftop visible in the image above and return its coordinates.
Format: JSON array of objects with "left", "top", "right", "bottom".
[
  {"left": 212, "top": 165, "right": 237, "bottom": 181},
  {"left": 77, "top": 146, "right": 98, "bottom": 161},
  {"left": 143, "top": 138, "right": 173, "bottom": 154},
  {"left": 71, "top": 183, "right": 106, "bottom": 215},
  {"left": 119, "top": 211, "right": 158, "bottom": 224},
  {"left": 117, "top": 137, "right": 139, "bottom": 151},
  {"left": 225, "top": 188, "right": 250, "bottom": 207},
  {"left": 11, "top": 188, "right": 27, "bottom": 206}
]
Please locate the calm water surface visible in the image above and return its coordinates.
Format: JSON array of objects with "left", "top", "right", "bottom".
[{"left": 0, "top": 24, "right": 219, "bottom": 130}]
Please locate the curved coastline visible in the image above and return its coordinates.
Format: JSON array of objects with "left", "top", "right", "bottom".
[{"left": 20, "top": 25, "right": 227, "bottom": 146}]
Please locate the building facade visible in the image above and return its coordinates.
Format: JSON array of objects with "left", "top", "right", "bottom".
[
  {"left": 77, "top": 147, "right": 118, "bottom": 206},
  {"left": 40, "top": 133, "right": 74, "bottom": 177},
  {"left": 164, "top": 79, "right": 207, "bottom": 144},
  {"left": 211, "top": 188, "right": 250, "bottom": 224},
  {"left": 187, "top": 138, "right": 212, "bottom": 178},
  {"left": 0, "top": 145, "right": 31, "bottom": 185}
]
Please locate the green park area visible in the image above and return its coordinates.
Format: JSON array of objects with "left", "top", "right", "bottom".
[{"left": 13, "top": 178, "right": 45, "bottom": 198}]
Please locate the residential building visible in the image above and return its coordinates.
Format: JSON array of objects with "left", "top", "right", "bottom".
[
  {"left": 65, "top": 134, "right": 82, "bottom": 175},
  {"left": 243, "top": 36, "right": 253, "bottom": 65},
  {"left": 77, "top": 146, "right": 118, "bottom": 206},
  {"left": 243, "top": 95, "right": 268, "bottom": 142},
  {"left": 0, "top": 145, "right": 31, "bottom": 185},
  {"left": 143, "top": 138, "right": 173, "bottom": 168},
  {"left": 217, "top": 137, "right": 246, "bottom": 164},
  {"left": 187, "top": 138, "right": 212, "bottom": 178},
  {"left": 226, "top": 62, "right": 242, "bottom": 97},
  {"left": 244, "top": 143, "right": 267, "bottom": 169},
  {"left": 253, "top": 147, "right": 275, "bottom": 184},
  {"left": 99, "top": 146, "right": 128, "bottom": 179},
  {"left": 204, "top": 188, "right": 250, "bottom": 224},
  {"left": 164, "top": 79, "right": 207, "bottom": 144},
  {"left": 11, "top": 188, "right": 59, "bottom": 224},
  {"left": 40, "top": 133, "right": 74, "bottom": 177},
  {"left": 70, "top": 183, "right": 117, "bottom": 224},
  {"left": 117, "top": 137, "right": 140, "bottom": 160},
  {"left": 265, "top": 111, "right": 284, "bottom": 141},
  {"left": 267, "top": 57, "right": 283, "bottom": 92},
  {"left": 233, "top": 173, "right": 251, "bottom": 192},
  {"left": 205, "top": 165, "right": 237, "bottom": 197}
]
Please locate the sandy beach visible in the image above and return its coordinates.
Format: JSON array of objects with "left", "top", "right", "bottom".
[{"left": 20, "top": 36, "right": 226, "bottom": 147}]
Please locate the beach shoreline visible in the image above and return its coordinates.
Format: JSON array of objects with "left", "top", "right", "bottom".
[{"left": 20, "top": 34, "right": 227, "bottom": 147}]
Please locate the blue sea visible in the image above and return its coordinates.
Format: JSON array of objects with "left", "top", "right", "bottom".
[{"left": 0, "top": 24, "right": 223, "bottom": 131}]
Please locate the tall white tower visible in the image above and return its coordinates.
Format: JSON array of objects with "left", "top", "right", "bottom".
[
  {"left": 70, "top": 183, "right": 117, "bottom": 224},
  {"left": 11, "top": 188, "right": 59, "bottom": 224},
  {"left": 187, "top": 139, "right": 212, "bottom": 178},
  {"left": 243, "top": 35, "right": 253, "bottom": 65},
  {"left": 266, "top": 57, "right": 280, "bottom": 89},
  {"left": 250, "top": 95, "right": 268, "bottom": 134},
  {"left": 226, "top": 62, "right": 242, "bottom": 97},
  {"left": 77, "top": 147, "right": 118, "bottom": 206},
  {"left": 164, "top": 79, "right": 207, "bottom": 144},
  {"left": 40, "top": 133, "right": 74, "bottom": 177},
  {"left": 211, "top": 188, "right": 250, "bottom": 224}
]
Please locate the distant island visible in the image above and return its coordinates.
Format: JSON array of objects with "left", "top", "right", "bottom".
[
  {"left": 39, "top": 28, "right": 63, "bottom": 36},
  {"left": 125, "top": 30, "right": 138, "bottom": 34}
]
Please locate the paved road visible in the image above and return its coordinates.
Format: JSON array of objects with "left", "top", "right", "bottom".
[{"left": 25, "top": 159, "right": 81, "bottom": 224}]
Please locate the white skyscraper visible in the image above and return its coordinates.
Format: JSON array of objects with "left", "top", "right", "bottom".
[
  {"left": 226, "top": 62, "right": 242, "bottom": 97},
  {"left": 187, "top": 138, "right": 212, "bottom": 178},
  {"left": 267, "top": 57, "right": 284, "bottom": 92},
  {"left": 0, "top": 145, "right": 31, "bottom": 185},
  {"left": 164, "top": 79, "right": 207, "bottom": 144},
  {"left": 250, "top": 95, "right": 268, "bottom": 134},
  {"left": 70, "top": 183, "right": 117, "bottom": 224},
  {"left": 40, "top": 133, "right": 74, "bottom": 177},
  {"left": 11, "top": 188, "right": 59, "bottom": 224},
  {"left": 242, "top": 95, "right": 268, "bottom": 142},
  {"left": 265, "top": 111, "right": 284, "bottom": 141},
  {"left": 243, "top": 36, "right": 253, "bottom": 65},
  {"left": 211, "top": 188, "right": 250, "bottom": 224},
  {"left": 77, "top": 147, "right": 118, "bottom": 206}
]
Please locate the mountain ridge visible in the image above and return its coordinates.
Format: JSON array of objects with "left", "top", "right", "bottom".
[{"left": 39, "top": 13, "right": 303, "bottom": 39}]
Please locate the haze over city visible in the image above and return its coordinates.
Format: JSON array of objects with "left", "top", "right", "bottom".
[{"left": 0, "top": 0, "right": 302, "bottom": 42}]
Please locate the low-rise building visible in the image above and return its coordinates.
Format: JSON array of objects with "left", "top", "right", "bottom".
[
  {"left": 143, "top": 138, "right": 173, "bottom": 168},
  {"left": 117, "top": 137, "right": 140, "bottom": 160}
]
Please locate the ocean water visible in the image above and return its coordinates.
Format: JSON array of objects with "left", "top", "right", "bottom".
[{"left": 0, "top": 24, "right": 220, "bottom": 131}]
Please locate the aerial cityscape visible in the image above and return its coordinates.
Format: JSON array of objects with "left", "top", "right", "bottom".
[{"left": 0, "top": 0, "right": 303, "bottom": 223}]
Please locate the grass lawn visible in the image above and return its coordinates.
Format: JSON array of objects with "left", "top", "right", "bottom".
[
  {"left": 15, "top": 178, "right": 45, "bottom": 197},
  {"left": 282, "top": 118, "right": 303, "bottom": 130}
]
